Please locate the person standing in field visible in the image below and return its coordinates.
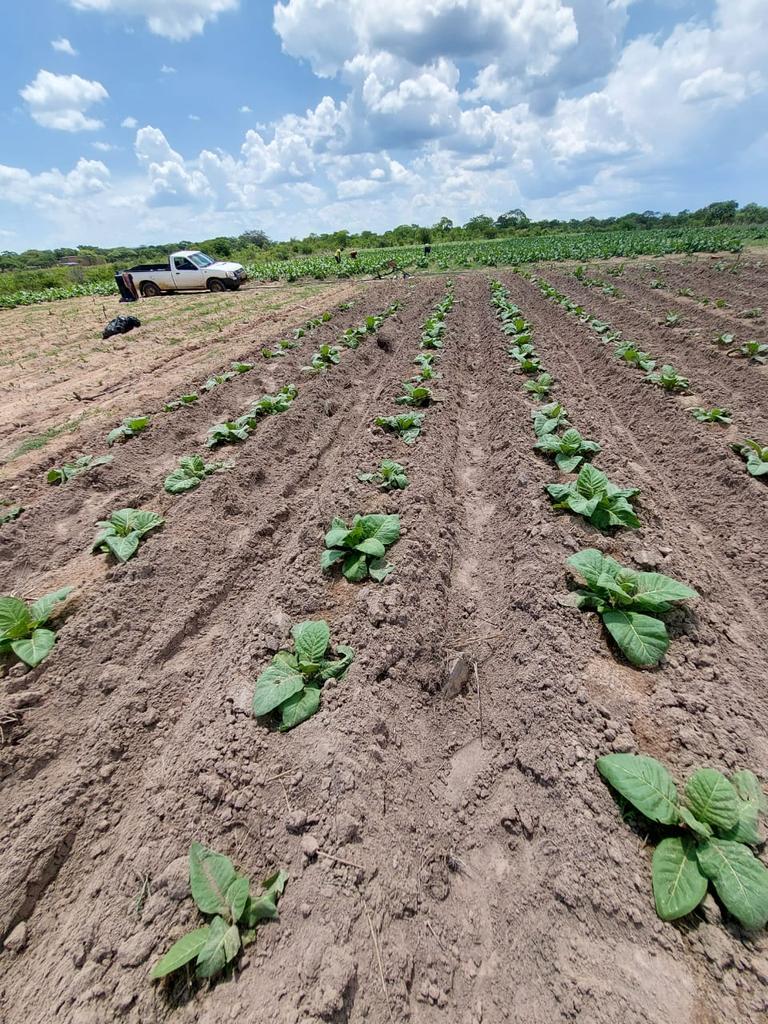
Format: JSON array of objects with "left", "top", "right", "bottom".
[{"left": 334, "top": 248, "right": 342, "bottom": 264}]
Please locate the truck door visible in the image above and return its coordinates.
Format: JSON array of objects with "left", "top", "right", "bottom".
[{"left": 172, "top": 255, "right": 205, "bottom": 289}]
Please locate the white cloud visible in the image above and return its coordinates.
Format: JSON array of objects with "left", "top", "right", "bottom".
[
  {"left": 20, "top": 70, "right": 109, "bottom": 131},
  {"left": 161, "top": 65, "right": 176, "bottom": 74},
  {"left": 239, "top": 105, "right": 252, "bottom": 113},
  {"left": 51, "top": 37, "right": 78, "bottom": 56},
  {"left": 0, "top": 158, "right": 111, "bottom": 205},
  {"left": 189, "top": 114, "right": 201, "bottom": 121},
  {"left": 68, "top": 0, "right": 239, "bottom": 41},
  {"left": 121, "top": 116, "right": 138, "bottom": 128},
  {"left": 92, "top": 141, "right": 118, "bottom": 151}
]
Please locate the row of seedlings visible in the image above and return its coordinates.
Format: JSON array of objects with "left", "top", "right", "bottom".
[{"left": 489, "top": 279, "right": 768, "bottom": 934}]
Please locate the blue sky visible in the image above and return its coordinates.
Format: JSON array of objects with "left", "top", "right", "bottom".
[{"left": 1, "top": 0, "right": 766, "bottom": 250}]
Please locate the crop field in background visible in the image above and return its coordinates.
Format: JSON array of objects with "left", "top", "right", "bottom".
[
  {"left": 1, "top": 251, "right": 767, "bottom": 1024},
  {"left": 0, "top": 224, "right": 757, "bottom": 309}
]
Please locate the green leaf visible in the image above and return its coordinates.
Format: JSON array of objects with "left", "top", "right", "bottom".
[
  {"left": 720, "top": 771, "right": 766, "bottom": 844},
  {"left": 189, "top": 843, "right": 237, "bottom": 917},
  {"left": 567, "top": 549, "right": 622, "bottom": 590},
  {"left": 601, "top": 609, "right": 669, "bottom": 667},
  {"left": 731, "top": 770, "right": 768, "bottom": 812},
  {"left": 320, "top": 548, "right": 346, "bottom": 571},
  {"left": 320, "top": 643, "right": 355, "bottom": 681},
  {"left": 696, "top": 839, "right": 768, "bottom": 930},
  {"left": 10, "top": 628, "right": 56, "bottom": 667},
  {"left": 355, "top": 537, "right": 386, "bottom": 558},
  {"left": 0, "top": 597, "right": 33, "bottom": 640},
  {"left": 245, "top": 870, "right": 288, "bottom": 926},
  {"left": 151, "top": 927, "right": 210, "bottom": 980},
  {"left": 678, "top": 805, "right": 713, "bottom": 840},
  {"left": 164, "top": 469, "right": 201, "bottom": 494},
  {"left": 253, "top": 658, "right": 304, "bottom": 716},
  {"left": 359, "top": 514, "right": 400, "bottom": 547},
  {"left": 652, "top": 837, "right": 708, "bottom": 921},
  {"left": 104, "top": 532, "right": 140, "bottom": 563},
  {"left": 342, "top": 552, "right": 369, "bottom": 581},
  {"left": 630, "top": 572, "right": 698, "bottom": 613},
  {"left": 279, "top": 685, "right": 321, "bottom": 730},
  {"left": 368, "top": 558, "right": 394, "bottom": 583},
  {"left": 292, "top": 620, "right": 330, "bottom": 664},
  {"left": 130, "top": 510, "right": 165, "bottom": 537},
  {"left": 195, "top": 916, "right": 240, "bottom": 979},
  {"left": 596, "top": 753, "right": 679, "bottom": 824},
  {"left": 28, "top": 587, "right": 73, "bottom": 627},
  {"left": 227, "top": 876, "right": 250, "bottom": 923},
  {"left": 685, "top": 769, "right": 739, "bottom": 830}
]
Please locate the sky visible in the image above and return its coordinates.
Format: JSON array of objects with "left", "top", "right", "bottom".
[{"left": 1, "top": 0, "right": 766, "bottom": 251}]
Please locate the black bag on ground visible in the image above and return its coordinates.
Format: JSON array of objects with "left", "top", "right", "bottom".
[{"left": 103, "top": 315, "right": 141, "bottom": 339}]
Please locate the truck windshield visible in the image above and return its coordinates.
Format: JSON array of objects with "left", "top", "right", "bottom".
[{"left": 189, "top": 252, "right": 216, "bottom": 268}]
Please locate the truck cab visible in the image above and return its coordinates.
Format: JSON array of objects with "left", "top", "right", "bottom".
[{"left": 127, "top": 250, "right": 248, "bottom": 297}]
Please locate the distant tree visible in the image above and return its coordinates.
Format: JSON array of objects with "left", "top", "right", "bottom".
[
  {"left": 697, "top": 201, "right": 738, "bottom": 224},
  {"left": 238, "top": 229, "right": 271, "bottom": 248},
  {"left": 434, "top": 216, "right": 454, "bottom": 232},
  {"left": 464, "top": 215, "right": 497, "bottom": 238},
  {"left": 736, "top": 203, "right": 768, "bottom": 223},
  {"left": 199, "top": 236, "right": 233, "bottom": 258},
  {"left": 495, "top": 209, "right": 529, "bottom": 229}
]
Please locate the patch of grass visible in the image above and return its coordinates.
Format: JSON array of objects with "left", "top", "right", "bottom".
[{"left": 4, "top": 416, "right": 86, "bottom": 463}]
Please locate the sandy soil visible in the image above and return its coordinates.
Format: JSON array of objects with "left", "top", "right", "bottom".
[{"left": 0, "top": 266, "right": 767, "bottom": 1024}]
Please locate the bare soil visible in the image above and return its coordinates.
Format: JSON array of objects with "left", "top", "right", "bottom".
[{"left": 1, "top": 266, "right": 767, "bottom": 1024}]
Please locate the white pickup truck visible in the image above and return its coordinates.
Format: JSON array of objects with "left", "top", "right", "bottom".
[{"left": 125, "top": 250, "right": 248, "bottom": 297}]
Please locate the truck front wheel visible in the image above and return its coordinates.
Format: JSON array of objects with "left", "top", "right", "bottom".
[
  {"left": 207, "top": 278, "right": 227, "bottom": 292},
  {"left": 140, "top": 281, "right": 162, "bottom": 297}
]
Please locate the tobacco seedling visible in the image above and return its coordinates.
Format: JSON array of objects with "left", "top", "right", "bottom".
[
  {"left": 47, "top": 454, "right": 112, "bottom": 485},
  {"left": 411, "top": 365, "right": 438, "bottom": 382},
  {"left": 92, "top": 508, "right": 164, "bottom": 562},
  {"left": 532, "top": 402, "right": 570, "bottom": 437},
  {"left": 649, "top": 279, "right": 662, "bottom": 289},
  {"left": 374, "top": 412, "right": 424, "bottom": 445},
  {"left": 107, "top": 416, "right": 150, "bottom": 446},
  {"left": 535, "top": 428, "right": 601, "bottom": 473},
  {"left": 420, "top": 318, "right": 445, "bottom": 349},
  {"left": 231, "top": 361, "right": 254, "bottom": 374},
  {"left": 151, "top": 843, "right": 288, "bottom": 982},
  {"left": 597, "top": 754, "right": 768, "bottom": 929},
  {"left": 523, "top": 373, "right": 554, "bottom": 399},
  {"left": 341, "top": 326, "right": 366, "bottom": 349},
  {"left": 507, "top": 341, "right": 537, "bottom": 359},
  {"left": 732, "top": 440, "right": 768, "bottom": 477},
  {"left": 735, "top": 340, "right": 768, "bottom": 364},
  {"left": 0, "top": 505, "right": 23, "bottom": 525},
  {"left": 645, "top": 365, "right": 690, "bottom": 392},
  {"left": 164, "top": 393, "right": 199, "bottom": 411},
  {"left": 164, "top": 456, "right": 231, "bottom": 494},
  {"left": 395, "top": 382, "right": 432, "bottom": 407},
  {"left": 206, "top": 419, "right": 251, "bottom": 447},
  {"left": 565, "top": 548, "right": 697, "bottom": 666},
  {"left": 614, "top": 342, "right": 656, "bottom": 371},
  {"left": 713, "top": 333, "right": 734, "bottom": 347},
  {"left": 357, "top": 460, "right": 409, "bottom": 491},
  {"left": 206, "top": 386, "right": 298, "bottom": 447},
  {"left": 547, "top": 464, "right": 640, "bottom": 530},
  {"left": 414, "top": 353, "right": 435, "bottom": 369},
  {"left": 691, "top": 407, "right": 732, "bottom": 425},
  {"left": 252, "top": 620, "right": 354, "bottom": 730},
  {"left": 321, "top": 513, "right": 400, "bottom": 582},
  {"left": 664, "top": 312, "right": 682, "bottom": 327},
  {"left": 738, "top": 307, "right": 763, "bottom": 320},
  {"left": 0, "top": 587, "right": 73, "bottom": 667},
  {"left": 303, "top": 344, "right": 340, "bottom": 372},
  {"left": 202, "top": 371, "right": 236, "bottom": 391},
  {"left": 511, "top": 353, "right": 542, "bottom": 374}
]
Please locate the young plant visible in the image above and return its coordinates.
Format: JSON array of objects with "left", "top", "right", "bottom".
[
  {"left": 250, "top": 384, "right": 298, "bottom": 417},
  {"left": 690, "top": 407, "right": 732, "bottom": 425},
  {"left": 92, "top": 508, "right": 164, "bottom": 562},
  {"left": 164, "top": 456, "right": 231, "bottom": 494},
  {"left": 735, "top": 340, "right": 768, "bottom": 364},
  {"left": 420, "top": 318, "right": 445, "bottom": 349},
  {"left": 523, "top": 373, "right": 554, "bottom": 400},
  {"left": 645, "top": 365, "right": 690, "bottom": 392},
  {"left": 732, "top": 439, "right": 768, "bottom": 477},
  {"left": 202, "top": 371, "right": 236, "bottom": 392},
  {"left": 411, "top": 364, "right": 438, "bottom": 382},
  {"left": 206, "top": 418, "right": 252, "bottom": 447},
  {"left": 565, "top": 548, "right": 697, "bottom": 666},
  {"left": 614, "top": 342, "right": 656, "bottom": 371},
  {"left": 252, "top": 620, "right": 354, "bottom": 730},
  {"left": 107, "top": 416, "right": 150, "bottom": 446},
  {"left": 414, "top": 353, "right": 435, "bottom": 370},
  {"left": 547, "top": 464, "right": 640, "bottom": 530},
  {"left": 341, "top": 325, "right": 366, "bottom": 349},
  {"left": 231, "top": 361, "right": 254, "bottom": 374},
  {"left": 535, "top": 428, "right": 601, "bottom": 473},
  {"left": 321, "top": 514, "right": 400, "bottom": 582},
  {"left": 303, "top": 344, "right": 340, "bottom": 372},
  {"left": 374, "top": 412, "right": 424, "bottom": 445},
  {"left": 0, "top": 587, "right": 73, "bottom": 667},
  {"left": 532, "top": 401, "right": 570, "bottom": 437},
  {"left": 261, "top": 345, "right": 287, "bottom": 358},
  {"left": 713, "top": 332, "right": 734, "bottom": 347},
  {"left": 46, "top": 454, "right": 112, "bottom": 485},
  {"left": 597, "top": 754, "right": 768, "bottom": 929},
  {"left": 737, "top": 307, "right": 763, "bottom": 320},
  {"left": 164, "top": 393, "right": 199, "bottom": 411},
  {"left": 664, "top": 312, "right": 682, "bottom": 327},
  {"left": 0, "top": 505, "right": 23, "bottom": 525},
  {"left": 395, "top": 382, "right": 432, "bottom": 407},
  {"left": 507, "top": 341, "right": 537, "bottom": 359},
  {"left": 649, "top": 279, "right": 662, "bottom": 289},
  {"left": 206, "top": 386, "right": 298, "bottom": 447},
  {"left": 151, "top": 843, "right": 288, "bottom": 982},
  {"left": 357, "top": 460, "right": 409, "bottom": 491},
  {"left": 511, "top": 353, "right": 542, "bottom": 374}
]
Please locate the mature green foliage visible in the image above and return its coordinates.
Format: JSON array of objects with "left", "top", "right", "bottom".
[
  {"left": 206, "top": 385, "right": 298, "bottom": 447},
  {"left": 252, "top": 620, "right": 354, "bottom": 731},
  {"left": 357, "top": 460, "right": 409, "bottom": 491},
  {"left": 565, "top": 548, "right": 697, "bottom": 666},
  {"left": 164, "top": 456, "right": 231, "bottom": 494},
  {"left": 732, "top": 439, "right": 768, "bottom": 477},
  {"left": 644, "top": 364, "right": 690, "bottom": 392},
  {"left": 164, "top": 393, "right": 199, "bottom": 411},
  {"left": 92, "top": 508, "right": 164, "bottom": 562},
  {"left": 535, "top": 428, "right": 601, "bottom": 473},
  {"left": 46, "top": 454, "right": 112, "bottom": 485},
  {"left": 691, "top": 407, "right": 732, "bottom": 425},
  {"left": 597, "top": 754, "right": 768, "bottom": 929},
  {"left": 107, "top": 416, "right": 150, "bottom": 446},
  {"left": 547, "top": 465, "right": 639, "bottom": 529},
  {"left": 614, "top": 342, "right": 656, "bottom": 371},
  {"left": 151, "top": 843, "right": 287, "bottom": 982},
  {"left": 0, "top": 587, "right": 73, "bottom": 667},
  {"left": 321, "top": 514, "right": 400, "bottom": 582},
  {"left": 374, "top": 412, "right": 424, "bottom": 445}
]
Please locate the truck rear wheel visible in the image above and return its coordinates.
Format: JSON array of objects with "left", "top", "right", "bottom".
[
  {"left": 207, "top": 278, "right": 227, "bottom": 292},
  {"left": 140, "top": 281, "right": 161, "bottom": 297}
]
